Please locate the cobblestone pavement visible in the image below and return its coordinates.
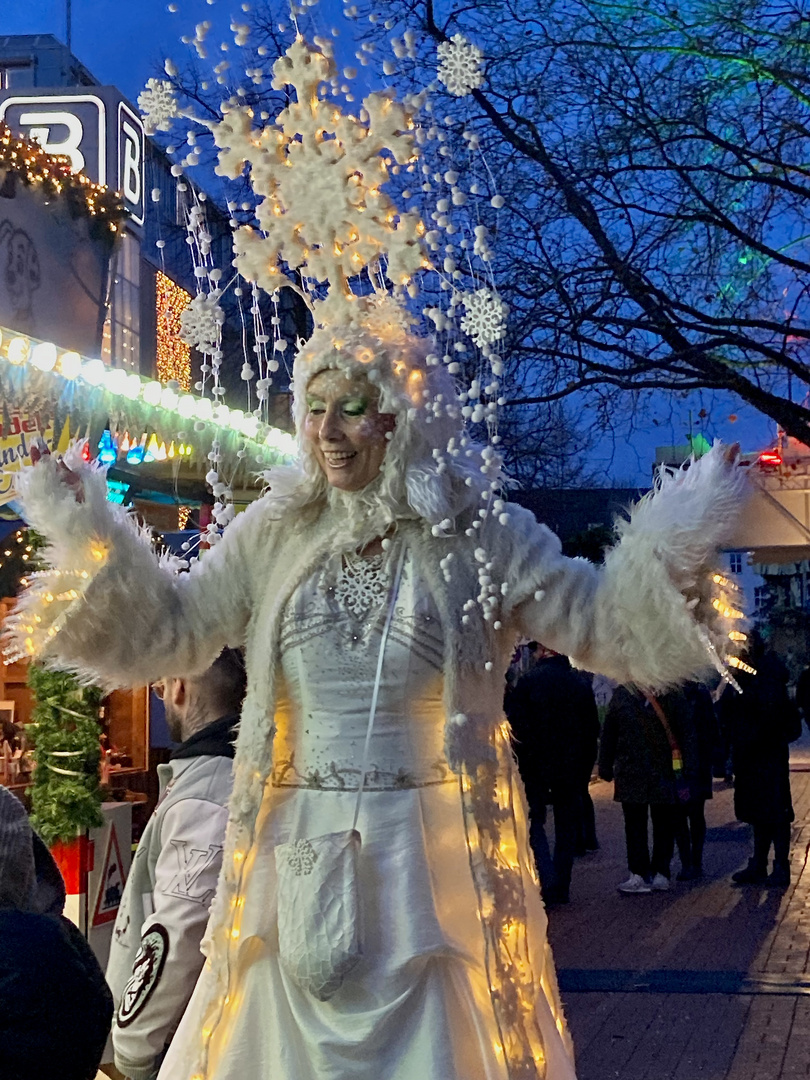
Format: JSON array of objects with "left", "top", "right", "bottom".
[{"left": 546, "top": 735, "right": 810, "bottom": 1079}]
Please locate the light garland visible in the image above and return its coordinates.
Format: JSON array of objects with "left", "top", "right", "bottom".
[
  {"left": 0, "top": 324, "right": 297, "bottom": 464},
  {"left": 156, "top": 271, "right": 192, "bottom": 390},
  {"left": 0, "top": 123, "right": 125, "bottom": 238}
]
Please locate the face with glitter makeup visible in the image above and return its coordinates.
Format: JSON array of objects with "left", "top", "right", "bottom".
[{"left": 304, "top": 369, "right": 396, "bottom": 492}]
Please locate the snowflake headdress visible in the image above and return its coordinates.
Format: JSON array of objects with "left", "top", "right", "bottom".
[
  {"left": 142, "top": 33, "right": 509, "bottom": 549},
  {"left": 204, "top": 37, "right": 427, "bottom": 328}
]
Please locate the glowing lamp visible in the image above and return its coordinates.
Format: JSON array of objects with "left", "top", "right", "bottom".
[
  {"left": 97, "top": 430, "right": 118, "bottom": 466},
  {"left": 759, "top": 449, "right": 782, "bottom": 467},
  {"left": 30, "top": 341, "right": 57, "bottom": 372},
  {"left": 7, "top": 337, "right": 29, "bottom": 364},
  {"left": 81, "top": 358, "right": 106, "bottom": 385},
  {"left": 160, "top": 387, "right": 180, "bottom": 411},
  {"left": 144, "top": 434, "right": 160, "bottom": 462},
  {"left": 58, "top": 351, "right": 82, "bottom": 379},
  {"left": 123, "top": 373, "right": 143, "bottom": 400},
  {"left": 177, "top": 394, "right": 197, "bottom": 418},
  {"left": 141, "top": 380, "right": 162, "bottom": 407},
  {"left": 127, "top": 439, "right": 146, "bottom": 465},
  {"left": 104, "top": 368, "right": 129, "bottom": 395},
  {"left": 156, "top": 440, "right": 168, "bottom": 461},
  {"left": 194, "top": 397, "right": 214, "bottom": 421}
]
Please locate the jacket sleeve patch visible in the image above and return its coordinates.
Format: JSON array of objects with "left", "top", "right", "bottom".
[{"left": 116, "top": 923, "right": 169, "bottom": 1028}]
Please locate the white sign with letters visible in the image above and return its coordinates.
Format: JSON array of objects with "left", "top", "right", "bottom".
[{"left": 0, "top": 89, "right": 146, "bottom": 227}]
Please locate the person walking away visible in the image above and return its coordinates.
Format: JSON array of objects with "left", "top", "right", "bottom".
[
  {"left": 674, "top": 682, "right": 719, "bottom": 880},
  {"left": 0, "top": 785, "right": 113, "bottom": 1080},
  {"left": 719, "top": 631, "right": 801, "bottom": 888},
  {"left": 507, "top": 644, "right": 600, "bottom": 904},
  {"left": 599, "top": 687, "right": 688, "bottom": 893},
  {"left": 105, "top": 649, "right": 246, "bottom": 1080}
]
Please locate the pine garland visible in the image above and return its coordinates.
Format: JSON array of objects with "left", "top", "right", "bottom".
[
  {"left": 27, "top": 664, "right": 104, "bottom": 845},
  {"left": 23, "top": 529, "right": 104, "bottom": 845},
  {"left": 0, "top": 122, "right": 125, "bottom": 242}
]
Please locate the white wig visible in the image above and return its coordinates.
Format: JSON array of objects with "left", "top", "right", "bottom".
[{"left": 262, "top": 319, "right": 496, "bottom": 546}]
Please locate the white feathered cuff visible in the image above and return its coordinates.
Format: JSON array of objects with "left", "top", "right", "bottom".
[
  {"left": 1, "top": 450, "right": 157, "bottom": 676},
  {"left": 598, "top": 442, "right": 750, "bottom": 689},
  {"left": 614, "top": 442, "right": 748, "bottom": 591}
]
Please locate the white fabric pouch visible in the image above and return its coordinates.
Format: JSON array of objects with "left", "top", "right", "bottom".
[{"left": 274, "top": 829, "right": 363, "bottom": 1001}]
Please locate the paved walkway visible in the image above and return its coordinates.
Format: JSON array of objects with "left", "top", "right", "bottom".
[{"left": 547, "top": 735, "right": 810, "bottom": 1079}]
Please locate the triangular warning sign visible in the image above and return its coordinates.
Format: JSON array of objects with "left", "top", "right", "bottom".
[{"left": 93, "top": 824, "right": 126, "bottom": 926}]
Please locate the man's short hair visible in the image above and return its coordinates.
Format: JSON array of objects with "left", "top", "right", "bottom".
[{"left": 193, "top": 648, "right": 247, "bottom": 714}]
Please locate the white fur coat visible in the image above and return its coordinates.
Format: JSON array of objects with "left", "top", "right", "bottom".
[{"left": 4, "top": 444, "right": 747, "bottom": 1076}]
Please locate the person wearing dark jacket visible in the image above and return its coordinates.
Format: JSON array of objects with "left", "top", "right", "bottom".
[
  {"left": 599, "top": 686, "right": 688, "bottom": 893},
  {"left": 506, "top": 644, "right": 600, "bottom": 904},
  {"left": 719, "top": 632, "right": 801, "bottom": 888},
  {"left": 0, "top": 784, "right": 113, "bottom": 1080},
  {"left": 674, "top": 682, "right": 720, "bottom": 880}
]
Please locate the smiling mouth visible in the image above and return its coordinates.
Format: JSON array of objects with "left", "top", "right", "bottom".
[{"left": 323, "top": 451, "right": 357, "bottom": 468}]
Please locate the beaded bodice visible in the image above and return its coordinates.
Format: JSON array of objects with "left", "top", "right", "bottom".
[{"left": 272, "top": 548, "right": 451, "bottom": 791}]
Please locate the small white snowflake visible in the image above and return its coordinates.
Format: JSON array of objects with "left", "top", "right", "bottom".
[
  {"left": 137, "top": 78, "right": 178, "bottom": 134},
  {"left": 179, "top": 293, "right": 224, "bottom": 352},
  {"left": 459, "top": 288, "right": 507, "bottom": 346},
  {"left": 437, "top": 34, "right": 484, "bottom": 97}
]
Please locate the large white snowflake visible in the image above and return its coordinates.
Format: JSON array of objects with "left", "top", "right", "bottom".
[
  {"left": 137, "top": 78, "right": 178, "bottom": 135},
  {"left": 436, "top": 34, "right": 484, "bottom": 97},
  {"left": 204, "top": 38, "right": 427, "bottom": 327},
  {"left": 179, "top": 293, "right": 224, "bottom": 352},
  {"left": 459, "top": 288, "right": 508, "bottom": 346}
]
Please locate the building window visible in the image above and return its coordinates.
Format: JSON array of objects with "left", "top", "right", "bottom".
[
  {"left": 102, "top": 232, "right": 141, "bottom": 371},
  {"left": 754, "top": 585, "right": 770, "bottom": 611},
  {"left": 0, "top": 64, "right": 34, "bottom": 90},
  {"left": 155, "top": 271, "right": 191, "bottom": 390},
  {"left": 729, "top": 552, "right": 743, "bottom": 575}
]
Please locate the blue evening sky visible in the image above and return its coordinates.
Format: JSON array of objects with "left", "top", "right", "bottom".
[{"left": 2, "top": 0, "right": 778, "bottom": 483}]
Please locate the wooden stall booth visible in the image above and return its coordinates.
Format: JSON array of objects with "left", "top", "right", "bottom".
[{"left": 0, "top": 596, "right": 151, "bottom": 805}]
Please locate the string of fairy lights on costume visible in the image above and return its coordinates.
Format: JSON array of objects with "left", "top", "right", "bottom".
[
  {"left": 155, "top": 271, "right": 192, "bottom": 390},
  {"left": 0, "top": 530, "right": 32, "bottom": 573},
  {"left": 0, "top": 124, "right": 125, "bottom": 235}
]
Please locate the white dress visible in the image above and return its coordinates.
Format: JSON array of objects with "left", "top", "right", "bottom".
[{"left": 160, "top": 549, "right": 576, "bottom": 1080}]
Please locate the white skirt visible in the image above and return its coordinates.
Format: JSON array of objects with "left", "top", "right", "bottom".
[{"left": 160, "top": 780, "right": 576, "bottom": 1080}]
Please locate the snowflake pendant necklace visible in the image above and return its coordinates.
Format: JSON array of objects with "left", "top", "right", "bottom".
[{"left": 334, "top": 550, "right": 391, "bottom": 621}]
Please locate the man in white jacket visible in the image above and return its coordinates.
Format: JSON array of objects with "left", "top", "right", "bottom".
[{"left": 105, "top": 649, "right": 246, "bottom": 1080}]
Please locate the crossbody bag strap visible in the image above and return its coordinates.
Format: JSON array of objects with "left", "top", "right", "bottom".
[
  {"left": 352, "top": 541, "right": 407, "bottom": 832},
  {"left": 644, "top": 691, "right": 684, "bottom": 774}
]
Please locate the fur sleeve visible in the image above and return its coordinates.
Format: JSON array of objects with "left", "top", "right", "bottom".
[
  {"left": 504, "top": 444, "right": 749, "bottom": 691},
  {"left": 2, "top": 454, "right": 268, "bottom": 690}
]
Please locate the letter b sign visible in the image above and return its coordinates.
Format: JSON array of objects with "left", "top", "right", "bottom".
[{"left": 118, "top": 104, "right": 145, "bottom": 226}]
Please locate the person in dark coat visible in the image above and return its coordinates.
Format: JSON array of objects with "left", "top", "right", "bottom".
[
  {"left": 719, "top": 632, "right": 801, "bottom": 887},
  {"left": 599, "top": 686, "right": 688, "bottom": 893},
  {"left": 796, "top": 663, "right": 810, "bottom": 731},
  {"left": 674, "top": 682, "right": 720, "bottom": 880},
  {"left": 506, "top": 643, "right": 600, "bottom": 905},
  {"left": 0, "top": 785, "right": 113, "bottom": 1080}
]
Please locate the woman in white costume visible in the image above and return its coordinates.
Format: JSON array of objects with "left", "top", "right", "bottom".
[{"left": 6, "top": 319, "right": 746, "bottom": 1080}]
